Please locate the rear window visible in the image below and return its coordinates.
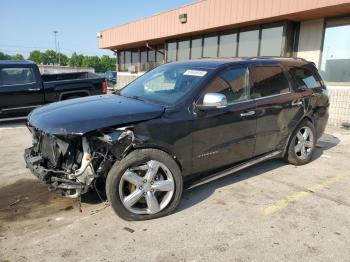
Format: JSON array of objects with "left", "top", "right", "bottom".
[
  {"left": 0, "top": 67, "right": 36, "bottom": 85},
  {"left": 251, "top": 66, "right": 290, "bottom": 98},
  {"left": 288, "top": 66, "right": 321, "bottom": 89}
]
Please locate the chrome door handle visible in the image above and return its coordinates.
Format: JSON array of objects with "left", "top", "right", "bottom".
[
  {"left": 240, "top": 110, "right": 255, "bottom": 117},
  {"left": 291, "top": 100, "right": 303, "bottom": 106},
  {"left": 28, "top": 88, "right": 41, "bottom": 91}
]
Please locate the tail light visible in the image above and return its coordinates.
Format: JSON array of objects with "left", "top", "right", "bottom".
[{"left": 102, "top": 80, "right": 107, "bottom": 94}]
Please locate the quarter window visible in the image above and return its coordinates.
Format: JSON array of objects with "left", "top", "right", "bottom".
[
  {"left": 289, "top": 67, "right": 321, "bottom": 89},
  {"left": 203, "top": 67, "right": 250, "bottom": 104},
  {"left": 0, "top": 68, "right": 36, "bottom": 85},
  {"left": 251, "top": 66, "right": 290, "bottom": 98}
]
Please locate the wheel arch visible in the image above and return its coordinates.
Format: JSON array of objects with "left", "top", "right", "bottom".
[
  {"left": 282, "top": 115, "right": 315, "bottom": 157},
  {"left": 127, "top": 144, "right": 184, "bottom": 172}
]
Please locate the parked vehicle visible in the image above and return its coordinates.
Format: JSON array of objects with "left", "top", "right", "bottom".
[
  {"left": 24, "top": 57, "right": 329, "bottom": 221},
  {"left": 104, "top": 71, "right": 117, "bottom": 86},
  {"left": 0, "top": 60, "right": 107, "bottom": 120}
]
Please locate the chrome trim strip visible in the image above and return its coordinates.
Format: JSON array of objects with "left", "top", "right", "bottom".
[
  {"left": 0, "top": 82, "right": 37, "bottom": 87},
  {"left": 2, "top": 105, "right": 38, "bottom": 111},
  {"left": 253, "top": 92, "right": 292, "bottom": 101},
  {"left": 222, "top": 92, "right": 292, "bottom": 107},
  {"left": 187, "top": 150, "right": 282, "bottom": 189},
  {"left": 0, "top": 116, "right": 27, "bottom": 122}
]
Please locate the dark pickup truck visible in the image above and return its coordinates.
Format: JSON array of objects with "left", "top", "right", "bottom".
[{"left": 0, "top": 60, "right": 107, "bottom": 121}]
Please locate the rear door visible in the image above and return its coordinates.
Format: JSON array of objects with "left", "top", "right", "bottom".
[
  {"left": 192, "top": 65, "right": 257, "bottom": 174},
  {"left": 0, "top": 65, "right": 44, "bottom": 119},
  {"left": 251, "top": 63, "right": 304, "bottom": 156}
]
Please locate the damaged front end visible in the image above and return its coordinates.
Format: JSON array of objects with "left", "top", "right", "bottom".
[{"left": 24, "top": 126, "right": 134, "bottom": 198}]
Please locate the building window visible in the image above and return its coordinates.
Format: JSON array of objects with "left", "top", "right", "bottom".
[
  {"left": 260, "top": 26, "right": 284, "bottom": 56},
  {"left": 125, "top": 51, "right": 131, "bottom": 71},
  {"left": 119, "top": 51, "right": 125, "bottom": 72},
  {"left": 219, "top": 32, "right": 237, "bottom": 57},
  {"left": 163, "top": 21, "right": 292, "bottom": 63},
  {"left": 177, "top": 39, "right": 190, "bottom": 61},
  {"left": 191, "top": 37, "right": 202, "bottom": 59},
  {"left": 131, "top": 49, "right": 139, "bottom": 65},
  {"left": 238, "top": 29, "right": 259, "bottom": 57},
  {"left": 156, "top": 44, "right": 164, "bottom": 66},
  {"left": 320, "top": 17, "right": 350, "bottom": 84},
  {"left": 140, "top": 49, "right": 148, "bottom": 72},
  {"left": 167, "top": 41, "right": 177, "bottom": 62},
  {"left": 203, "top": 34, "right": 218, "bottom": 58}
]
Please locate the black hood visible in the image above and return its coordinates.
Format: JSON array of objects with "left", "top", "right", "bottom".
[{"left": 28, "top": 95, "right": 165, "bottom": 135}]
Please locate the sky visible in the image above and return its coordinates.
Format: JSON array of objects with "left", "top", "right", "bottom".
[{"left": 0, "top": 0, "right": 193, "bottom": 58}]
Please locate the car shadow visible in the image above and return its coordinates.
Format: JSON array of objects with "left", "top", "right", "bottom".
[
  {"left": 0, "top": 119, "right": 27, "bottom": 128},
  {"left": 176, "top": 132, "right": 340, "bottom": 213}
]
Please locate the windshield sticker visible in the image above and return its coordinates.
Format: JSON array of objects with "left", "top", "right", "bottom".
[{"left": 184, "top": 70, "right": 207, "bottom": 77}]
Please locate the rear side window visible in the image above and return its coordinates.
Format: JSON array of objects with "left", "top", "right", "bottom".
[
  {"left": 203, "top": 67, "right": 250, "bottom": 104},
  {"left": 0, "top": 68, "right": 36, "bottom": 86},
  {"left": 288, "top": 66, "right": 321, "bottom": 89},
  {"left": 251, "top": 66, "right": 290, "bottom": 98}
]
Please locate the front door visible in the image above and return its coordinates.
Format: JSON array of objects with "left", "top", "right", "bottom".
[{"left": 192, "top": 65, "right": 257, "bottom": 174}]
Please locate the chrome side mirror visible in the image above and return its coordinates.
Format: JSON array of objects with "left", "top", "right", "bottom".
[{"left": 197, "top": 93, "right": 227, "bottom": 110}]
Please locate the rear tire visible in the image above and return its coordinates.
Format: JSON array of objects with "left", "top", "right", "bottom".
[
  {"left": 286, "top": 120, "right": 316, "bottom": 165},
  {"left": 106, "top": 148, "right": 183, "bottom": 221}
]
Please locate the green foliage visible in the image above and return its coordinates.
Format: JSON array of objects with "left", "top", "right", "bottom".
[
  {"left": 40, "top": 50, "right": 57, "bottom": 65},
  {"left": 69, "top": 52, "right": 84, "bottom": 67},
  {"left": 0, "top": 52, "right": 24, "bottom": 60},
  {"left": 0, "top": 50, "right": 116, "bottom": 73},
  {"left": 28, "top": 50, "right": 42, "bottom": 64}
]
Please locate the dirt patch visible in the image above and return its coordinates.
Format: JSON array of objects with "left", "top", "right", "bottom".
[{"left": 0, "top": 179, "right": 77, "bottom": 224}]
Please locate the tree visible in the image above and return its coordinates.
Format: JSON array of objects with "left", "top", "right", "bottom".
[
  {"left": 0, "top": 52, "right": 12, "bottom": 60},
  {"left": 100, "top": 55, "right": 116, "bottom": 72},
  {"left": 28, "top": 50, "right": 42, "bottom": 64},
  {"left": 82, "top": 55, "right": 103, "bottom": 72},
  {"left": 69, "top": 52, "right": 84, "bottom": 67},
  {"left": 58, "top": 53, "right": 69, "bottom": 66},
  {"left": 11, "top": 54, "right": 24, "bottom": 60},
  {"left": 41, "top": 50, "right": 57, "bottom": 65}
]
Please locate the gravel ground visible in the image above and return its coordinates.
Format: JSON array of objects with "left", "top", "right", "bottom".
[{"left": 0, "top": 121, "right": 349, "bottom": 262}]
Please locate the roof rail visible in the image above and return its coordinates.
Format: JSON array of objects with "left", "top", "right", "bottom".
[{"left": 247, "top": 56, "right": 309, "bottom": 62}]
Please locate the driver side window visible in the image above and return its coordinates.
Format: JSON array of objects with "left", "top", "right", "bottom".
[{"left": 203, "top": 67, "right": 250, "bottom": 104}]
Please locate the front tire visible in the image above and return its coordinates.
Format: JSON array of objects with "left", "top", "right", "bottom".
[
  {"left": 106, "top": 149, "right": 183, "bottom": 221},
  {"left": 286, "top": 120, "right": 316, "bottom": 165}
]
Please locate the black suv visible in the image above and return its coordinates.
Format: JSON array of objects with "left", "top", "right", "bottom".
[{"left": 24, "top": 58, "right": 329, "bottom": 221}]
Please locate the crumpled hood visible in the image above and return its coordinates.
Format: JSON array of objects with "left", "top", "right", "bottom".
[{"left": 28, "top": 95, "right": 164, "bottom": 135}]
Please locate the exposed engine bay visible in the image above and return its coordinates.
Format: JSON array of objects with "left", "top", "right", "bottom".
[{"left": 24, "top": 126, "right": 134, "bottom": 198}]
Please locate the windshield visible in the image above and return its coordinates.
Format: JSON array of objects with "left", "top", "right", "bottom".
[{"left": 120, "top": 64, "right": 210, "bottom": 105}]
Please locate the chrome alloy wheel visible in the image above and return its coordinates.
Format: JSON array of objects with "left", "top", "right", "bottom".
[
  {"left": 294, "top": 126, "right": 314, "bottom": 160},
  {"left": 119, "top": 160, "right": 175, "bottom": 215}
]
